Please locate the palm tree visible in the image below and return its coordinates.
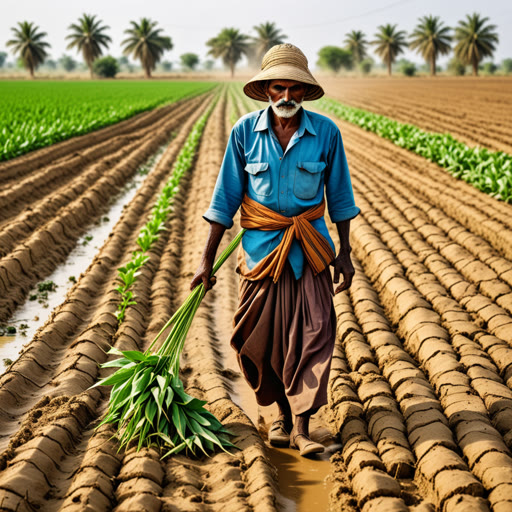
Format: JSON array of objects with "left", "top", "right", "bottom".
[
  {"left": 409, "top": 15, "right": 451, "bottom": 76},
  {"left": 6, "top": 21, "right": 50, "bottom": 78},
  {"left": 252, "top": 22, "right": 287, "bottom": 63},
  {"left": 122, "top": 18, "right": 172, "bottom": 79},
  {"left": 454, "top": 13, "right": 499, "bottom": 77},
  {"left": 344, "top": 30, "right": 368, "bottom": 66},
  {"left": 66, "top": 14, "right": 112, "bottom": 79},
  {"left": 206, "top": 28, "right": 250, "bottom": 77},
  {"left": 371, "top": 24, "right": 407, "bottom": 76}
]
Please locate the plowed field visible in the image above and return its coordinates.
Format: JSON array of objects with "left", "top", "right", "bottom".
[
  {"left": 322, "top": 76, "right": 512, "bottom": 154},
  {"left": 1, "top": 84, "right": 512, "bottom": 512}
]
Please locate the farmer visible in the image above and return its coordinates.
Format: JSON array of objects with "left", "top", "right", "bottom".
[{"left": 191, "top": 43, "right": 359, "bottom": 457}]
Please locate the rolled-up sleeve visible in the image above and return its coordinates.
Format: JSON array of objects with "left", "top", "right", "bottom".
[
  {"left": 325, "top": 128, "right": 360, "bottom": 222},
  {"left": 203, "top": 123, "right": 246, "bottom": 229}
]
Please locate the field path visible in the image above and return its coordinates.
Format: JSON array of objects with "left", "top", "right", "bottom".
[{"left": 322, "top": 77, "right": 512, "bottom": 154}]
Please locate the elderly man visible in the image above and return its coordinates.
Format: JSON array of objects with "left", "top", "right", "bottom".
[{"left": 190, "top": 43, "right": 359, "bottom": 457}]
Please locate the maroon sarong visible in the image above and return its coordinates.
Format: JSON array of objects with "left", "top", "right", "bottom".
[{"left": 230, "top": 261, "right": 336, "bottom": 416}]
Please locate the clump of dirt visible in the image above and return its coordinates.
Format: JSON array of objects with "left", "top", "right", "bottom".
[{"left": 0, "top": 394, "right": 92, "bottom": 471}]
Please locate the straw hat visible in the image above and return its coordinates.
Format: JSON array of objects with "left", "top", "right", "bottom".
[{"left": 244, "top": 43, "right": 324, "bottom": 102}]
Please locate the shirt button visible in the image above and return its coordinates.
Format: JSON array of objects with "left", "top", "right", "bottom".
[
  {"left": 281, "top": 210, "right": 285, "bottom": 212},
  {"left": 281, "top": 191, "right": 284, "bottom": 194},
  {"left": 279, "top": 157, "right": 282, "bottom": 160},
  {"left": 281, "top": 175, "right": 284, "bottom": 178}
]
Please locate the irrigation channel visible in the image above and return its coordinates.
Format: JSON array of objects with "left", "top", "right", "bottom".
[
  {"left": 0, "top": 143, "right": 169, "bottom": 364},
  {"left": 0, "top": 84, "right": 511, "bottom": 511}
]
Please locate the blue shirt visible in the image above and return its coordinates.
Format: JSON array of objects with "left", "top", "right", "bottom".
[{"left": 203, "top": 105, "right": 360, "bottom": 280}]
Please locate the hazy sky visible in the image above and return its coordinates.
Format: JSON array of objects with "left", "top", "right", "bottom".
[{"left": 2, "top": 0, "right": 511, "bottom": 69}]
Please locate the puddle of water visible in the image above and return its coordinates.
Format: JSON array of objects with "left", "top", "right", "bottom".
[{"left": 0, "top": 144, "right": 169, "bottom": 368}]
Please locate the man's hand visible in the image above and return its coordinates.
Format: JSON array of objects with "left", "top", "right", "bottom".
[
  {"left": 190, "top": 262, "right": 216, "bottom": 292},
  {"left": 331, "top": 250, "right": 355, "bottom": 294},
  {"left": 189, "top": 221, "right": 226, "bottom": 293}
]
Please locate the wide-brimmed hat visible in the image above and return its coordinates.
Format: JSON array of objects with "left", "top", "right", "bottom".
[{"left": 244, "top": 43, "right": 324, "bottom": 102}]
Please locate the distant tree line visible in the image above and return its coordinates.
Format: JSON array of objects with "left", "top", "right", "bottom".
[
  {"left": 317, "top": 13, "right": 501, "bottom": 77},
  {"left": 1, "top": 13, "right": 507, "bottom": 78}
]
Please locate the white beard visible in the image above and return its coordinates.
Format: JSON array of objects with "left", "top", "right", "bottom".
[{"left": 268, "top": 96, "right": 303, "bottom": 118}]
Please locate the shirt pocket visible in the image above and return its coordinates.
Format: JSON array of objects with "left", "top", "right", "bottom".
[
  {"left": 294, "top": 161, "right": 326, "bottom": 200},
  {"left": 245, "top": 162, "right": 272, "bottom": 197}
]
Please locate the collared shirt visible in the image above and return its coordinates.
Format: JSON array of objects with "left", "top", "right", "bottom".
[{"left": 203, "top": 105, "right": 360, "bottom": 280}]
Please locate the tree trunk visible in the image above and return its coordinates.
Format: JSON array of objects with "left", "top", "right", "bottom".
[
  {"left": 431, "top": 54, "right": 436, "bottom": 76},
  {"left": 473, "top": 57, "right": 478, "bottom": 77},
  {"left": 387, "top": 59, "right": 392, "bottom": 76},
  {"left": 89, "top": 64, "right": 93, "bottom": 79},
  {"left": 29, "top": 64, "right": 34, "bottom": 79},
  {"left": 230, "top": 62, "right": 235, "bottom": 78},
  {"left": 145, "top": 65, "right": 151, "bottom": 79}
]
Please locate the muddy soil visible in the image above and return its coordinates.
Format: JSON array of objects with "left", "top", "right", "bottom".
[{"left": 0, "top": 85, "right": 511, "bottom": 512}]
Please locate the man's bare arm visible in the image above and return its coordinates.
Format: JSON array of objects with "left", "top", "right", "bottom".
[
  {"left": 190, "top": 221, "right": 227, "bottom": 292},
  {"left": 331, "top": 219, "right": 355, "bottom": 294}
]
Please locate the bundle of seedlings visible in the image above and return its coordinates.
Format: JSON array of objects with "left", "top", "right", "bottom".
[{"left": 94, "top": 229, "right": 245, "bottom": 458}]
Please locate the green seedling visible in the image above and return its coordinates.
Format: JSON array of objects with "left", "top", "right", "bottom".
[
  {"left": 0, "top": 81, "right": 218, "bottom": 162},
  {"left": 37, "top": 281, "right": 57, "bottom": 293},
  {"left": 94, "top": 229, "right": 244, "bottom": 458},
  {"left": 114, "top": 100, "right": 218, "bottom": 326}
]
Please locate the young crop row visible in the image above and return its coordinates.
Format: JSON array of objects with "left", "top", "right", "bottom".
[
  {"left": 0, "top": 81, "right": 217, "bottom": 162},
  {"left": 317, "top": 97, "right": 512, "bottom": 203},
  {"left": 115, "top": 98, "right": 217, "bottom": 324}
]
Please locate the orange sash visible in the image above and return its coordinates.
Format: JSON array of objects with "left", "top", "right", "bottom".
[{"left": 239, "top": 195, "right": 335, "bottom": 283}]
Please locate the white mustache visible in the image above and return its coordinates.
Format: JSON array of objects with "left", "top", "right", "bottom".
[{"left": 268, "top": 96, "right": 303, "bottom": 118}]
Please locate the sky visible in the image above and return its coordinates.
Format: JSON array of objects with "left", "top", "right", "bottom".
[{"left": 1, "top": 0, "right": 511, "bottom": 69}]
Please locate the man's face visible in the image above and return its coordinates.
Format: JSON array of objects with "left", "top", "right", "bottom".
[{"left": 266, "top": 79, "right": 306, "bottom": 119}]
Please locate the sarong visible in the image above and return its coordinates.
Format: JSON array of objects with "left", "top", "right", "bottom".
[{"left": 230, "top": 260, "right": 336, "bottom": 416}]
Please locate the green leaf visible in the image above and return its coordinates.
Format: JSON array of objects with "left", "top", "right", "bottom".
[
  {"left": 100, "top": 357, "right": 133, "bottom": 369},
  {"left": 145, "top": 399, "right": 157, "bottom": 427},
  {"left": 172, "top": 402, "right": 186, "bottom": 440},
  {"left": 162, "top": 440, "right": 187, "bottom": 458},
  {"left": 165, "top": 387, "right": 174, "bottom": 409},
  {"left": 120, "top": 350, "right": 148, "bottom": 362},
  {"left": 92, "top": 366, "right": 136, "bottom": 388}
]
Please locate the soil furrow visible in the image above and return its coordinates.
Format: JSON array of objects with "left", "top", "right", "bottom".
[
  {"left": 0, "top": 95, "right": 213, "bottom": 323},
  {"left": 320, "top": 109, "right": 512, "bottom": 230},
  {"left": 317, "top": 111, "right": 512, "bottom": 266},
  {"left": 347, "top": 258, "right": 493, "bottom": 511},
  {"left": 350, "top": 210, "right": 512, "bottom": 511},
  {"left": 351, "top": 177, "right": 512, "bottom": 342},
  {"left": 352, "top": 162, "right": 512, "bottom": 292},
  {"left": 0, "top": 95, "right": 204, "bottom": 225},
  {"left": 323, "top": 77, "right": 512, "bottom": 153},
  {"left": 0, "top": 97, "right": 212, "bottom": 455},
  {"left": 0, "top": 94, "right": 208, "bottom": 185},
  {"left": 0, "top": 96, "right": 205, "bottom": 254},
  {"left": 351, "top": 181, "right": 512, "bottom": 444}
]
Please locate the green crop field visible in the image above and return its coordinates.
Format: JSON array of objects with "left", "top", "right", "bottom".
[{"left": 0, "top": 81, "right": 217, "bottom": 161}]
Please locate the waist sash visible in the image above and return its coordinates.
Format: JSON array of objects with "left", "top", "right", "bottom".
[{"left": 239, "top": 195, "right": 335, "bottom": 282}]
